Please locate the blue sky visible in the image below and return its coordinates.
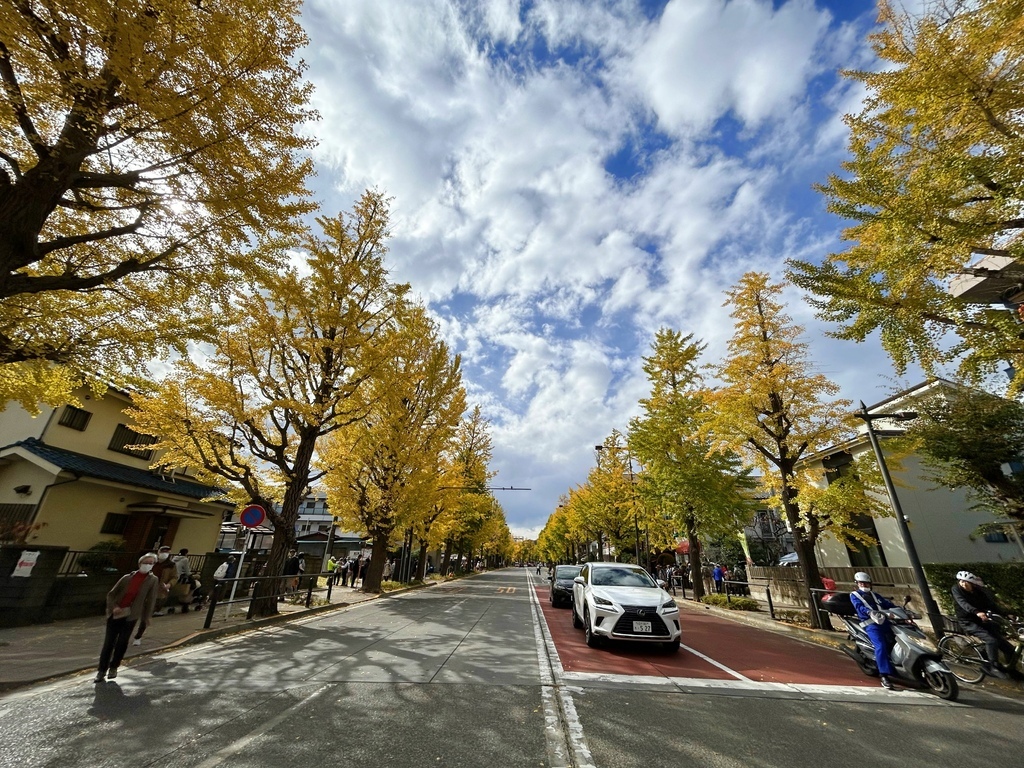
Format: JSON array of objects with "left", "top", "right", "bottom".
[{"left": 298, "top": 0, "right": 930, "bottom": 538}]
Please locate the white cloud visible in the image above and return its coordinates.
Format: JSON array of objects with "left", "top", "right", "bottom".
[
  {"left": 296, "top": 0, "right": 895, "bottom": 536},
  {"left": 632, "top": 0, "right": 832, "bottom": 135}
]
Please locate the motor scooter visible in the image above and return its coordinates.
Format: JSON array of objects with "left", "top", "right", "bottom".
[{"left": 822, "top": 592, "right": 959, "bottom": 700}]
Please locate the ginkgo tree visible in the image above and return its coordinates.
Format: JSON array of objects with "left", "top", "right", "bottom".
[
  {"left": 429, "top": 406, "right": 497, "bottom": 577},
  {"left": 628, "top": 329, "right": 752, "bottom": 599},
  {"left": 788, "top": 0, "right": 1024, "bottom": 391},
  {"left": 706, "top": 273, "right": 865, "bottom": 628},
  {"left": 128, "top": 191, "right": 405, "bottom": 616},
  {"left": 588, "top": 436, "right": 641, "bottom": 561},
  {"left": 0, "top": 0, "right": 316, "bottom": 410},
  {"left": 320, "top": 305, "right": 466, "bottom": 593}
]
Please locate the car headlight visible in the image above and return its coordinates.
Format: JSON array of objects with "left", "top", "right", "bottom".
[
  {"left": 661, "top": 600, "right": 678, "bottom": 611},
  {"left": 593, "top": 595, "right": 614, "bottom": 607}
]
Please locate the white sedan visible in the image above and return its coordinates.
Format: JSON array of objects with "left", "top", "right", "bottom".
[{"left": 571, "top": 562, "right": 681, "bottom": 652}]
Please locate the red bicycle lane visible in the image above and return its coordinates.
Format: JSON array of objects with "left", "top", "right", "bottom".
[{"left": 535, "top": 586, "right": 871, "bottom": 687}]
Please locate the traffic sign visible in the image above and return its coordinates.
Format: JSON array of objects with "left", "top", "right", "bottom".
[{"left": 239, "top": 504, "right": 266, "bottom": 528}]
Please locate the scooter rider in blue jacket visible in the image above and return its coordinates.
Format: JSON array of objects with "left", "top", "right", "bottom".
[{"left": 850, "top": 572, "right": 897, "bottom": 690}]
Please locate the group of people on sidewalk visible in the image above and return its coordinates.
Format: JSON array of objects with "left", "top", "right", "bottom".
[{"left": 325, "top": 553, "right": 376, "bottom": 588}]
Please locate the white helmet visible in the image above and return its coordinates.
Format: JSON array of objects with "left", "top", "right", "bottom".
[
  {"left": 956, "top": 570, "right": 983, "bottom": 586},
  {"left": 854, "top": 571, "right": 872, "bottom": 584}
]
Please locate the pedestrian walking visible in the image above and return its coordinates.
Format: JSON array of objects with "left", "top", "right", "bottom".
[
  {"left": 326, "top": 555, "right": 338, "bottom": 585},
  {"left": 173, "top": 548, "right": 191, "bottom": 581},
  {"left": 712, "top": 564, "right": 724, "bottom": 594},
  {"left": 95, "top": 553, "right": 159, "bottom": 682},
  {"left": 282, "top": 549, "right": 301, "bottom": 595},
  {"left": 349, "top": 556, "right": 361, "bottom": 588},
  {"left": 151, "top": 545, "right": 176, "bottom": 615}
]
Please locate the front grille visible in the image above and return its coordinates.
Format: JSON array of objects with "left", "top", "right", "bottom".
[{"left": 612, "top": 606, "right": 669, "bottom": 637}]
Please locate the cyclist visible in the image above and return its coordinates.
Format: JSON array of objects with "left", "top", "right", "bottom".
[
  {"left": 850, "top": 572, "right": 897, "bottom": 690},
  {"left": 951, "top": 571, "right": 1017, "bottom": 679}
]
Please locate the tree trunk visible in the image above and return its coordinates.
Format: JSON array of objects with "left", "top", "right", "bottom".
[
  {"left": 686, "top": 514, "right": 704, "bottom": 600},
  {"left": 363, "top": 529, "right": 392, "bottom": 593},
  {"left": 441, "top": 539, "right": 453, "bottom": 575},
  {"left": 455, "top": 542, "right": 465, "bottom": 573},
  {"left": 597, "top": 531, "right": 605, "bottom": 561},
  {"left": 416, "top": 539, "right": 428, "bottom": 580},
  {"left": 779, "top": 482, "right": 824, "bottom": 629},
  {"left": 250, "top": 530, "right": 289, "bottom": 618}
]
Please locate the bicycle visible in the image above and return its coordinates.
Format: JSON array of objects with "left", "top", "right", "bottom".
[{"left": 938, "top": 612, "right": 1024, "bottom": 684}]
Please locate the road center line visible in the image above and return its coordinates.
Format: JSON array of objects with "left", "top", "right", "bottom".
[{"left": 191, "top": 684, "right": 331, "bottom": 768}]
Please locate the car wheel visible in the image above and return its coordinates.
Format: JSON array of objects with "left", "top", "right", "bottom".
[
  {"left": 572, "top": 602, "right": 583, "bottom": 628},
  {"left": 664, "top": 638, "right": 680, "bottom": 653},
  {"left": 584, "top": 607, "right": 601, "bottom": 648}
]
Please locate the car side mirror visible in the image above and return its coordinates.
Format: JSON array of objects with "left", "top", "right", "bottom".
[
  {"left": 573, "top": 576, "right": 585, "bottom": 585},
  {"left": 903, "top": 595, "right": 912, "bottom": 607},
  {"left": 547, "top": 575, "right": 552, "bottom": 581},
  {"left": 657, "top": 579, "right": 667, "bottom": 588}
]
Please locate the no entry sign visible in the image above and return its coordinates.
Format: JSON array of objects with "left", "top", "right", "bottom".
[{"left": 239, "top": 504, "right": 266, "bottom": 528}]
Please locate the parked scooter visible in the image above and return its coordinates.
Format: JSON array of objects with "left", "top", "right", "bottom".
[{"left": 822, "top": 592, "right": 959, "bottom": 700}]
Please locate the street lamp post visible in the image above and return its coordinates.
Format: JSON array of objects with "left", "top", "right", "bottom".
[
  {"left": 855, "top": 402, "right": 944, "bottom": 638},
  {"left": 595, "top": 444, "right": 641, "bottom": 565}
]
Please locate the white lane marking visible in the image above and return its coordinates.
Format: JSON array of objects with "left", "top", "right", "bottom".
[
  {"left": 680, "top": 641, "right": 751, "bottom": 681},
  {"left": 527, "top": 571, "right": 595, "bottom": 768},
  {"left": 443, "top": 599, "right": 467, "bottom": 613},
  {"left": 560, "top": 671, "right": 948, "bottom": 703},
  {"left": 193, "top": 684, "right": 331, "bottom": 768}
]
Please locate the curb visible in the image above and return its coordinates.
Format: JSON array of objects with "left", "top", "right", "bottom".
[{"left": 1, "top": 581, "right": 439, "bottom": 693}]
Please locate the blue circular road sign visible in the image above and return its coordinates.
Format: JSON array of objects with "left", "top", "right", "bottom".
[{"left": 240, "top": 504, "right": 266, "bottom": 528}]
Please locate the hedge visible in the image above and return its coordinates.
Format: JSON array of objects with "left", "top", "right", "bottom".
[
  {"left": 922, "top": 562, "right": 1024, "bottom": 616},
  {"left": 699, "top": 594, "right": 760, "bottom": 611}
]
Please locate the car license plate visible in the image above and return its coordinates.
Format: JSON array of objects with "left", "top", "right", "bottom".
[{"left": 633, "top": 621, "right": 652, "bottom": 633}]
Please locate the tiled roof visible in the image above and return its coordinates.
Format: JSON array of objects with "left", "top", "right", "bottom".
[{"left": 5, "top": 438, "right": 226, "bottom": 502}]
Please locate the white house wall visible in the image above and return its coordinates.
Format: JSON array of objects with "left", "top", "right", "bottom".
[
  {"left": 0, "top": 401, "right": 50, "bottom": 448},
  {"left": 814, "top": 446, "right": 1022, "bottom": 567},
  {"left": 893, "top": 454, "right": 1021, "bottom": 564}
]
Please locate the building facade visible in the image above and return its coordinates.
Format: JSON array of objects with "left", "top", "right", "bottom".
[
  {"left": 805, "top": 381, "right": 1024, "bottom": 569},
  {"left": 0, "top": 386, "right": 229, "bottom": 555}
]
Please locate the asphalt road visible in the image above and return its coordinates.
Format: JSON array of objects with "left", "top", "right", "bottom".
[{"left": 1, "top": 568, "right": 1022, "bottom": 768}]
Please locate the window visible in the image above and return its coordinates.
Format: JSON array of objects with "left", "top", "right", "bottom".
[
  {"left": 58, "top": 405, "right": 92, "bottom": 431},
  {"left": 108, "top": 424, "right": 156, "bottom": 460},
  {"left": 984, "top": 531, "right": 1010, "bottom": 543},
  {"left": 100, "top": 513, "right": 130, "bottom": 535},
  {"left": 845, "top": 513, "right": 888, "bottom": 568}
]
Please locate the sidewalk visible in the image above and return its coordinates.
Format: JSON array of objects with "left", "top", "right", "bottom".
[{"left": 0, "top": 582, "right": 383, "bottom": 691}]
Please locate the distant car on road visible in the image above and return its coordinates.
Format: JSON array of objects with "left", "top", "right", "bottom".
[
  {"left": 571, "top": 562, "right": 681, "bottom": 652},
  {"left": 549, "top": 564, "right": 582, "bottom": 607}
]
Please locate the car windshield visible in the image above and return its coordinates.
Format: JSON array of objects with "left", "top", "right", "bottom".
[
  {"left": 554, "top": 566, "right": 582, "bottom": 579},
  {"left": 590, "top": 567, "right": 656, "bottom": 588}
]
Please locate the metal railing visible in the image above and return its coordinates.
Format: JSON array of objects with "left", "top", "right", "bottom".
[
  {"left": 56, "top": 550, "right": 209, "bottom": 577},
  {"left": 202, "top": 571, "right": 338, "bottom": 629}
]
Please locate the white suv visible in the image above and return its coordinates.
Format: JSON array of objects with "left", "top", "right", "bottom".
[{"left": 571, "top": 562, "right": 681, "bottom": 652}]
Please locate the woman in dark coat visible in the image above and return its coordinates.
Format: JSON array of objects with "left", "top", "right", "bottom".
[{"left": 96, "top": 553, "right": 159, "bottom": 682}]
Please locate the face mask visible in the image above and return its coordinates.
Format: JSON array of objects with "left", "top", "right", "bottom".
[
  {"left": 139, "top": 563, "right": 154, "bottom": 573},
  {"left": 158, "top": 553, "right": 169, "bottom": 561}
]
